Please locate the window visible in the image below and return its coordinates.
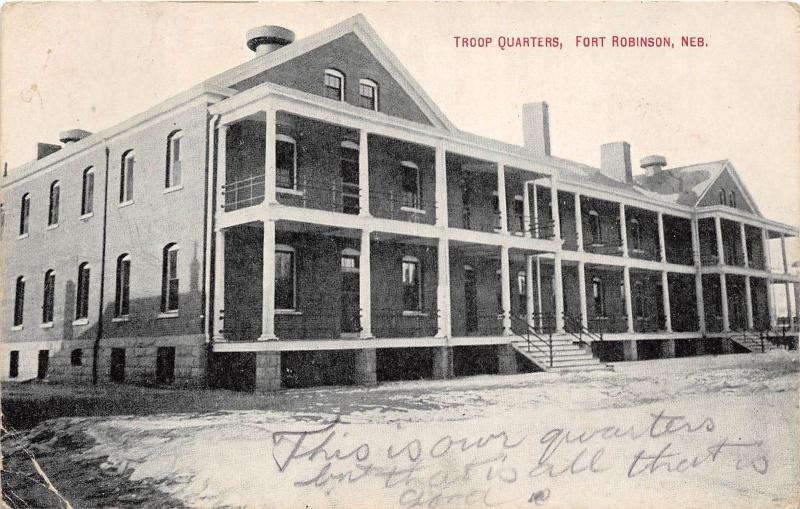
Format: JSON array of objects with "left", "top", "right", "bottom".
[
  {"left": 359, "top": 79, "right": 378, "bottom": 110},
  {"left": 276, "top": 135, "right": 297, "bottom": 189},
  {"left": 120, "top": 151, "right": 135, "bottom": 203},
  {"left": 42, "top": 270, "right": 55, "bottom": 324},
  {"left": 402, "top": 255, "right": 422, "bottom": 311},
  {"left": 633, "top": 282, "right": 645, "bottom": 318},
  {"left": 9, "top": 351, "right": 19, "bottom": 378},
  {"left": 110, "top": 348, "right": 125, "bottom": 383},
  {"left": 588, "top": 210, "right": 602, "bottom": 244},
  {"left": 324, "top": 69, "right": 345, "bottom": 101},
  {"left": 729, "top": 191, "right": 737, "bottom": 208},
  {"left": 275, "top": 246, "right": 296, "bottom": 310},
  {"left": 492, "top": 192, "right": 500, "bottom": 215},
  {"left": 115, "top": 254, "right": 131, "bottom": 317},
  {"left": 81, "top": 167, "right": 95, "bottom": 215},
  {"left": 341, "top": 248, "right": 360, "bottom": 272},
  {"left": 161, "top": 244, "right": 179, "bottom": 313},
  {"left": 19, "top": 193, "right": 30, "bottom": 235},
  {"left": 166, "top": 131, "right": 183, "bottom": 188},
  {"left": 340, "top": 141, "right": 360, "bottom": 214},
  {"left": 629, "top": 218, "right": 641, "bottom": 251},
  {"left": 156, "top": 347, "right": 175, "bottom": 385},
  {"left": 718, "top": 189, "right": 727, "bottom": 206},
  {"left": 401, "top": 161, "right": 421, "bottom": 209},
  {"left": 75, "top": 263, "right": 90, "bottom": 320},
  {"left": 48, "top": 181, "right": 60, "bottom": 226},
  {"left": 592, "top": 277, "right": 606, "bottom": 316},
  {"left": 71, "top": 349, "right": 83, "bottom": 367},
  {"left": 517, "top": 271, "right": 527, "bottom": 297},
  {"left": 514, "top": 196, "right": 525, "bottom": 231},
  {"left": 13, "top": 276, "right": 25, "bottom": 326}
]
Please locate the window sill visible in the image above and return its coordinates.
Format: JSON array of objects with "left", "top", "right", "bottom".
[
  {"left": 18, "top": 233, "right": 29, "bottom": 240},
  {"left": 118, "top": 200, "right": 135, "bottom": 208},
  {"left": 40, "top": 322, "right": 54, "bottom": 329},
  {"left": 157, "top": 312, "right": 179, "bottom": 319},
  {"left": 276, "top": 309, "right": 303, "bottom": 315},
  {"left": 46, "top": 223, "right": 59, "bottom": 230},
  {"left": 72, "top": 318, "right": 89, "bottom": 326},
  {"left": 163, "top": 185, "right": 184, "bottom": 195},
  {"left": 79, "top": 212, "right": 94, "bottom": 221},
  {"left": 400, "top": 206, "right": 426, "bottom": 215},
  {"left": 277, "top": 187, "right": 305, "bottom": 197},
  {"left": 402, "top": 310, "right": 428, "bottom": 317},
  {"left": 11, "top": 325, "right": 23, "bottom": 331},
  {"left": 112, "top": 316, "right": 130, "bottom": 323}
]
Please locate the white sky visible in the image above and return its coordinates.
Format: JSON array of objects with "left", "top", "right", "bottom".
[{"left": 1, "top": 2, "right": 798, "bottom": 266}]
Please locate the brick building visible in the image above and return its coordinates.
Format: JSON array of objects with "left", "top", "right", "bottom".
[{"left": 2, "top": 15, "right": 798, "bottom": 389}]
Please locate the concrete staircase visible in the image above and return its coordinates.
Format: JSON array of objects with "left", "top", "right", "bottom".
[
  {"left": 511, "top": 333, "right": 611, "bottom": 373},
  {"left": 729, "top": 331, "right": 782, "bottom": 353}
]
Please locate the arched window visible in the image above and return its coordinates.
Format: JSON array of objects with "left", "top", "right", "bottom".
[
  {"left": 19, "top": 193, "right": 30, "bottom": 235},
  {"left": 42, "top": 269, "right": 56, "bottom": 324},
  {"left": 81, "top": 167, "right": 95, "bottom": 216},
  {"left": 592, "top": 277, "right": 605, "bottom": 316},
  {"left": 75, "top": 262, "right": 90, "bottom": 320},
  {"left": 401, "top": 161, "right": 421, "bottom": 209},
  {"left": 340, "top": 140, "right": 360, "bottom": 214},
  {"left": 276, "top": 134, "right": 297, "bottom": 190},
  {"left": 115, "top": 254, "right": 131, "bottom": 317},
  {"left": 718, "top": 189, "right": 727, "bottom": 205},
  {"left": 633, "top": 282, "right": 645, "bottom": 318},
  {"left": 161, "top": 244, "right": 180, "bottom": 313},
  {"left": 120, "top": 150, "right": 135, "bottom": 203},
  {"left": 13, "top": 276, "right": 25, "bottom": 326},
  {"left": 729, "top": 191, "right": 737, "bottom": 208},
  {"left": 275, "top": 245, "right": 296, "bottom": 310},
  {"left": 359, "top": 79, "right": 378, "bottom": 111},
  {"left": 324, "top": 69, "right": 345, "bottom": 101},
  {"left": 588, "top": 210, "right": 602, "bottom": 244},
  {"left": 166, "top": 130, "right": 183, "bottom": 189},
  {"left": 629, "top": 218, "right": 641, "bottom": 251},
  {"left": 402, "top": 255, "right": 422, "bottom": 311},
  {"left": 48, "top": 181, "right": 60, "bottom": 226}
]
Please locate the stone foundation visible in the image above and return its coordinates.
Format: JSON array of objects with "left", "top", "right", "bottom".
[
  {"left": 497, "top": 344, "right": 518, "bottom": 374},
  {"left": 255, "top": 351, "right": 282, "bottom": 391},
  {"left": 432, "top": 346, "right": 454, "bottom": 379},
  {"left": 97, "top": 335, "right": 207, "bottom": 388},
  {"left": 354, "top": 349, "right": 377, "bottom": 385},
  {"left": 623, "top": 340, "right": 638, "bottom": 361},
  {"left": 720, "top": 338, "right": 735, "bottom": 354},
  {"left": 660, "top": 339, "right": 676, "bottom": 359}
]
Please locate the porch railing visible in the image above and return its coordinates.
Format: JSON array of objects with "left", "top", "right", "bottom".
[
  {"left": 700, "top": 254, "right": 720, "bottom": 266},
  {"left": 461, "top": 208, "right": 502, "bottom": 233},
  {"left": 509, "top": 314, "right": 553, "bottom": 368},
  {"left": 369, "top": 190, "right": 431, "bottom": 222},
  {"left": 584, "top": 241, "right": 624, "bottom": 256},
  {"left": 223, "top": 174, "right": 265, "bottom": 211},
  {"left": 372, "top": 307, "right": 439, "bottom": 338},
  {"left": 563, "top": 314, "right": 604, "bottom": 343},
  {"left": 277, "top": 176, "right": 361, "bottom": 215},
  {"left": 586, "top": 315, "right": 628, "bottom": 334}
]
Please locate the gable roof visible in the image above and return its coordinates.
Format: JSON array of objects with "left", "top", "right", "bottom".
[
  {"left": 672, "top": 160, "right": 762, "bottom": 215},
  {"left": 207, "top": 14, "right": 456, "bottom": 132}
]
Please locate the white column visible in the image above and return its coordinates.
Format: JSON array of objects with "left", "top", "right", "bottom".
[
  {"left": 531, "top": 183, "right": 539, "bottom": 238},
  {"left": 720, "top": 273, "right": 730, "bottom": 332},
  {"left": 359, "top": 129, "right": 371, "bottom": 217},
  {"left": 553, "top": 254, "right": 565, "bottom": 332},
  {"left": 265, "top": 109, "right": 277, "bottom": 204},
  {"left": 766, "top": 279, "right": 776, "bottom": 329},
  {"left": 740, "top": 223, "right": 749, "bottom": 268},
  {"left": 535, "top": 256, "right": 543, "bottom": 330},
  {"left": 549, "top": 175, "right": 560, "bottom": 240},
  {"left": 785, "top": 282, "right": 793, "bottom": 326},
  {"left": 574, "top": 193, "right": 584, "bottom": 252},
  {"left": 525, "top": 255, "right": 535, "bottom": 327},
  {"left": 500, "top": 246, "right": 512, "bottom": 335},
  {"left": 623, "top": 266, "right": 634, "bottom": 333},
  {"left": 714, "top": 216, "right": 725, "bottom": 265},
  {"left": 762, "top": 228, "right": 772, "bottom": 272},
  {"left": 259, "top": 220, "right": 277, "bottom": 340},
  {"left": 360, "top": 229, "right": 373, "bottom": 339},
  {"left": 435, "top": 237, "right": 451, "bottom": 338},
  {"left": 619, "top": 203, "right": 629, "bottom": 257},
  {"left": 691, "top": 217, "right": 702, "bottom": 266},
  {"left": 695, "top": 271, "right": 706, "bottom": 333},
  {"left": 744, "top": 276, "right": 754, "bottom": 330},
  {"left": 497, "top": 164, "right": 508, "bottom": 233},
  {"left": 661, "top": 271, "right": 672, "bottom": 332},
  {"left": 578, "top": 261, "right": 588, "bottom": 329},
  {"left": 522, "top": 183, "right": 531, "bottom": 237},
  {"left": 658, "top": 212, "right": 667, "bottom": 263},
  {"left": 217, "top": 125, "right": 228, "bottom": 211},
  {"left": 780, "top": 233, "right": 789, "bottom": 274},
  {"left": 434, "top": 142, "right": 447, "bottom": 226},
  {"left": 213, "top": 229, "right": 226, "bottom": 341}
]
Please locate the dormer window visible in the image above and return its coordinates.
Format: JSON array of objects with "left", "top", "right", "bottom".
[
  {"left": 359, "top": 79, "right": 378, "bottom": 111},
  {"left": 729, "top": 191, "right": 736, "bottom": 208},
  {"left": 324, "top": 69, "right": 345, "bottom": 101},
  {"left": 718, "top": 189, "right": 727, "bottom": 206}
]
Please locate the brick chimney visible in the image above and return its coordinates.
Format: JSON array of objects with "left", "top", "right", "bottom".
[
  {"left": 522, "top": 102, "right": 551, "bottom": 157},
  {"left": 600, "top": 141, "right": 632, "bottom": 183}
]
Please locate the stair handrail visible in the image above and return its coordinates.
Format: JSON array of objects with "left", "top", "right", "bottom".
[
  {"left": 508, "top": 314, "right": 553, "bottom": 367},
  {"left": 563, "top": 314, "right": 604, "bottom": 344}
]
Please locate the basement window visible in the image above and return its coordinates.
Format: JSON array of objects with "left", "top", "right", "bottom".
[
  {"left": 9, "top": 351, "right": 19, "bottom": 378},
  {"left": 71, "top": 349, "right": 83, "bottom": 367}
]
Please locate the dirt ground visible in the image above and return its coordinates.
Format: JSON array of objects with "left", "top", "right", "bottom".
[{"left": 2, "top": 350, "right": 798, "bottom": 508}]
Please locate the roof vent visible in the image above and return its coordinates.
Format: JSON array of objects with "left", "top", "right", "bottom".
[
  {"left": 36, "top": 143, "right": 61, "bottom": 160},
  {"left": 640, "top": 155, "right": 667, "bottom": 176},
  {"left": 59, "top": 129, "right": 92, "bottom": 144},
  {"left": 246, "top": 25, "right": 295, "bottom": 56}
]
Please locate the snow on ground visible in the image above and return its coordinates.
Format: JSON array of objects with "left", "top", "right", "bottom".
[{"left": 3, "top": 351, "right": 799, "bottom": 508}]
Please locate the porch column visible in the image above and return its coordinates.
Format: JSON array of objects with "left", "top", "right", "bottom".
[
  {"left": 531, "top": 183, "right": 539, "bottom": 237},
  {"left": 265, "top": 109, "right": 277, "bottom": 204},
  {"left": 657, "top": 212, "right": 667, "bottom": 263},
  {"left": 740, "top": 223, "right": 749, "bottom": 268},
  {"left": 217, "top": 125, "right": 228, "bottom": 211},
  {"left": 359, "top": 129, "right": 371, "bottom": 217},
  {"left": 720, "top": 273, "right": 730, "bottom": 332},
  {"left": 692, "top": 217, "right": 706, "bottom": 332},
  {"left": 574, "top": 193, "right": 584, "bottom": 251},
  {"left": 578, "top": 261, "right": 588, "bottom": 329},
  {"left": 623, "top": 266, "right": 634, "bottom": 333},
  {"left": 780, "top": 233, "right": 789, "bottom": 273},
  {"left": 549, "top": 175, "right": 560, "bottom": 240},
  {"left": 553, "top": 254, "right": 565, "bottom": 333},
  {"left": 434, "top": 142, "right": 447, "bottom": 226},
  {"left": 360, "top": 229, "right": 373, "bottom": 339},
  {"left": 714, "top": 216, "right": 725, "bottom": 265},
  {"left": 435, "top": 237, "right": 451, "bottom": 338},
  {"left": 762, "top": 228, "right": 772, "bottom": 272},
  {"left": 744, "top": 276, "right": 754, "bottom": 330},
  {"left": 500, "top": 245, "right": 513, "bottom": 335},
  {"left": 259, "top": 220, "right": 278, "bottom": 340},
  {"left": 212, "top": 229, "right": 226, "bottom": 342},
  {"left": 619, "top": 203, "right": 629, "bottom": 257},
  {"left": 497, "top": 164, "right": 509, "bottom": 233},
  {"left": 786, "top": 282, "right": 793, "bottom": 327},
  {"left": 525, "top": 255, "right": 535, "bottom": 327},
  {"left": 522, "top": 183, "right": 531, "bottom": 237},
  {"left": 535, "top": 256, "right": 543, "bottom": 330},
  {"left": 767, "top": 278, "right": 777, "bottom": 329},
  {"left": 661, "top": 271, "right": 672, "bottom": 332}
]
